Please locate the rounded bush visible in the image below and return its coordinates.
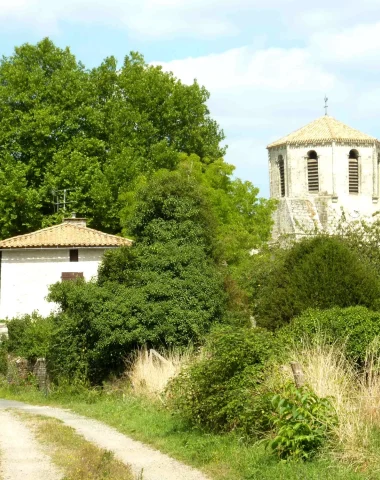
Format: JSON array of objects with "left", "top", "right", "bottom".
[{"left": 255, "top": 236, "right": 380, "bottom": 329}]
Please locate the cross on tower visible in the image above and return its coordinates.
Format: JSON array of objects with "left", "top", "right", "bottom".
[{"left": 324, "top": 95, "right": 328, "bottom": 115}]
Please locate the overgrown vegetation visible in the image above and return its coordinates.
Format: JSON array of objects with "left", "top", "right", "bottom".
[
  {"left": 5, "top": 313, "right": 53, "bottom": 362},
  {"left": 168, "top": 326, "right": 277, "bottom": 436},
  {"left": 46, "top": 169, "right": 227, "bottom": 384},
  {"left": 280, "top": 306, "right": 380, "bottom": 365},
  {"left": 4, "top": 38, "right": 380, "bottom": 479},
  {"left": 253, "top": 236, "right": 380, "bottom": 329},
  {"left": 265, "top": 382, "right": 337, "bottom": 460}
]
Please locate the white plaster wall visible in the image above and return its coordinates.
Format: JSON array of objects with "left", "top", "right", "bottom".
[{"left": 0, "top": 248, "right": 107, "bottom": 319}]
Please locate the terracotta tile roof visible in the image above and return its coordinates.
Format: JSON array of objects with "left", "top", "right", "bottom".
[
  {"left": 0, "top": 223, "right": 133, "bottom": 249},
  {"left": 267, "top": 115, "right": 380, "bottom": 148}
]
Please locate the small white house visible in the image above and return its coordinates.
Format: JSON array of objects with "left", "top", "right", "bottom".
[{"left": 0, "top": 216, "right": 132, "bottom": 319}]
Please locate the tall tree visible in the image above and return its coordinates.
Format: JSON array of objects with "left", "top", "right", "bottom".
[
  {"left": 0, "top": 39, "right": 225, "bottom": 237},
  {"left": 48, "top": 169, "right": 226, "bottom": 383}
]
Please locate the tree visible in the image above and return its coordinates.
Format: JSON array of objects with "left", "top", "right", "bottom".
[
  {"left": 0, "top": 39, "right": 225, "bottom": 238},
  {"left": 253, "top": 236, "right": 380, "bottom": 329},
  {"left": 48, "top": 170, "right": 226, "bottom": 383}
]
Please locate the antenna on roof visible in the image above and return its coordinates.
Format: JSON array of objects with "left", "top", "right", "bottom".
[
  {"left": 324, "top": 95, "right": 328, "bottom": 116},
  {"left": 51, "top": 188, "right": 74, "bottom": 213}
]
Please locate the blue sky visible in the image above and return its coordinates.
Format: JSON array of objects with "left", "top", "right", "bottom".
[{"left": 1, "top": 1, "right": 380, "bottom": 197}]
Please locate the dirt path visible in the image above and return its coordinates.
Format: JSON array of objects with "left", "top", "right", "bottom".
[
  {"left": 0, "top": 399, "right": 209, "bottom": 480},
  {"left": 0, "top": 409, "right": 63, "bottom": 480}
]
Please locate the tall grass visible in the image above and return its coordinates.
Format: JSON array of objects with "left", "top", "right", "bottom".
[
  {"left": 280, "top": 338, "right": 380, "bottom": 469},
  {"left": 127, "top": 348, "right": 192, "bottom": 398}
]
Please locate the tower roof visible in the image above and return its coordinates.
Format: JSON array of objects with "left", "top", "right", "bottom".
[{"left": 267, "top": 115, "right": 380, "bottom": 149}]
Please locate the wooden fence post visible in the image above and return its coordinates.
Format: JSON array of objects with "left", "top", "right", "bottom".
[{"left": 290, "top": 361, "right": 304, "bottom": 388}]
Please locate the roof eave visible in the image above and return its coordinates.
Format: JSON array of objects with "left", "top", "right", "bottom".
[
  {"left": 0, "top": 244, "right": 132, "bottom": 250},
  {"left": 268, "top": 139, "right": 380, "bottom": 149}
]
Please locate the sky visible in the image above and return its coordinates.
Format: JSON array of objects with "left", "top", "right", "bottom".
[{"left": 0, "top": 1, "right": 380, "bottom": 197}]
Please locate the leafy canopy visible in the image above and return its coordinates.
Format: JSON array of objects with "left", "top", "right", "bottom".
[
  {"left": 0, "top": 39, "right": 224, "bottom": 237},
  {"left": 0, "top": 39, "right": 275, "bottom": 266},
  {"left": 48, "top": 170, "right": 226, "bottom": 383}
]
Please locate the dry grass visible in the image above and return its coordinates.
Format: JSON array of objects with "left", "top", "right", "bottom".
[
  {"left": 276, "top": 338, "right": 380, "bottom": 469},
  {"left": 128, "top": 348, "right": 192, "bottom": 398},
  {"left": 16, "top": 412, "right": 135, "bottom": 480}
]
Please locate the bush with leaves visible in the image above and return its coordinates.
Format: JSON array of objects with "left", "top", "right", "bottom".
[
  {"left": 167, "top": 325, "right": 278, "bottom": 437},
  {"left": 0, "top": 337, "right": 7, "bottom": 375},
  {"left": 279, "top": 306, "right": 380, "bottom": 366},
  {"left": 265, "top": 382, "right": 337, "bottom": 460},
  {"left": 254, "top": 236, "right": 380, "bottom": 329},
  {"left": 6, "top": 313, "right": 53, "bottom": 363}
]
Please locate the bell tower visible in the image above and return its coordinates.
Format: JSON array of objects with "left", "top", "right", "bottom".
[{"left": 268, "top": 115, "right": 380, "bottom": 238}]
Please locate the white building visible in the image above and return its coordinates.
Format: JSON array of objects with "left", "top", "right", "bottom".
[
  {"left": 0, "top": 216, "right": 132, "bottom": 319},
  {"left": 268, "top": 115, "right": 380, "bottom": 239}
]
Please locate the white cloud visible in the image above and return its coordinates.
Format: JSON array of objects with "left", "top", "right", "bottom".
[
  {"left": 154, "top": 46, "right": 335, "bottom": 91},
  {"left": 152, "top": 46, "right": 345, "bottom": 196},
  {"left": 1, "top": 0, "right": 380, "bottom": 42},
  {"left": 0, "top": 0, "right": 252, "bottom": 37},
  {"left": 310, "top": 22, "right": 380, "bottom": 66}
]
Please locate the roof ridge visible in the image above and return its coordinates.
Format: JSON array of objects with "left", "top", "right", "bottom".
[
  {"left": 0, "top": 222, "right": 132, "bottom": 249},
  {"left": 325, "top": 115, "right": 335, "bottom": 138}
]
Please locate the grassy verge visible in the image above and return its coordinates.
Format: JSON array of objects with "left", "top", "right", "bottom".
[
  {"left": 15, "top": 411, "right": 135, "bottom": 480},
  {"left": 0, "top": 382, "right": 371, "bottom": 480}
]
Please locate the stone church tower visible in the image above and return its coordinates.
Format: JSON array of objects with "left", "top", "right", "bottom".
[{"left": 268, "top": 115, "right": 380, "bottom": 238}]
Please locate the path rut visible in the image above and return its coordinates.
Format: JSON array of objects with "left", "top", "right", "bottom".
[
  {"left": 0, "top": 399, "right": 209, "bottom": 480},
  {"left": 0, "top": 409, "right": 63, "bottom": 480}
]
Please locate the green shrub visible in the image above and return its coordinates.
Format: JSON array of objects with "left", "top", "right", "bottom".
[
  {"left": 265, "top": 382, "right": 337, "bottom": 460},
  {"left": 279, "top": 306, "right": 380, "bottom": 365},
  {"left": 6, "top": 313, "right": 53, "bottom": 362},
  {"left": 254, "top": 236, "right": 380, "bottom": 329},
  {"left": 167, "top": 325, "right": 278, "bottom": 437},
  {"left": 0, "top": 336, "right": 7, "bottom": 375}
]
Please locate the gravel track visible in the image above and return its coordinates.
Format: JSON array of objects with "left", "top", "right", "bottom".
[
  {"left": 0, "top": 409, "right": 63, "bottom": 480},
  {"left": 0, "top": 399, "right": 209, "bottom": 480}
]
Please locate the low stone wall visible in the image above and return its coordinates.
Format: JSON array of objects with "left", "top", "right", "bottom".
[{"left": 6, "top": 356, "right": 49, "bottom": 392}]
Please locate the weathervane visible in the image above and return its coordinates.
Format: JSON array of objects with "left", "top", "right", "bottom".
[{"left": 324, "top": 95, "right": 328, "bottom": 115}]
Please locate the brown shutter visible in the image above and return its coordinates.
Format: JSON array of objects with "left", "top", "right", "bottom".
[{"left": 61, "top": 272, "right": 84, "bottom": 282}]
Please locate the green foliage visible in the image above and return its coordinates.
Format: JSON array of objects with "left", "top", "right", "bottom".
[
  {"left": 0, "top": 39, "right": 274, "bottom": 308},
  {"left": 0, "top": 337, "right": 7, "bottom": 375},
  {"left": 280, "top": 306, "right": 380, "bottom": 365},
  {"left": 254, "top": 236, "right": 380, "bottom": 329},
  {"left": 265, "top": 383, "right": 337, "bottom": 460},
  {"left": 167, "top": 325, "right": 277, "bottom": 436},
  {"left": 338, "top": 217, "right": 380, "bottom": 274},
  {"left": 6, "top": 313, "right": 53, "bottom": 362},
  {"left": 48, "top": 171, "right": 226, "bottom": 384},
  {"left": 0, "top": 39, "right": 225, "bottom": 237},
  {"left": 173, "top": 155, "right": 277, "bottom": 264}
]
